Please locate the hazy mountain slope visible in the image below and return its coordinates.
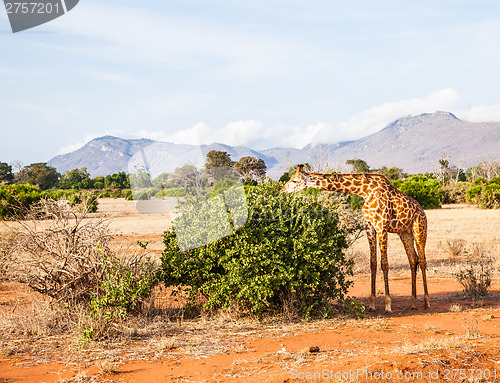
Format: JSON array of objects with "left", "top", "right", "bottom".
[
  {"left": 49, "top": 137, "right": 278, "bottom": 178},
  {"left": 321, "top": 111, "right": 500, "bottom": 173},
  {"left": 47, "top": 112, "right": 500, "bottom": 178},
  {"left": 48, "top": 136, "right": 155, "bottom": 177}
]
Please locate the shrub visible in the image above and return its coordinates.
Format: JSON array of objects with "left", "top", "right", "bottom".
[
  {"left": 443, "top": 182, "right": 469, "bottom": 204},
  {"left": 0, "top": 184, "right": 42, "bottom": 219},
  {"left": 160, "top": 181, "right": 357, "bottom": 318},
  {"left": 0, "top": 229, "right": 18, "bottom": 278},
  {"left": 454, "top": 259, "right": 492, "bottom": 299},
  {"left": 466, "top": 179, "right": 500, "bottom": 209},
  {"left": 393, "top": 175, "right": 444, "bottom": 209},
  {"left": 88, "top": 249, "right": 158, "bottom": 334},
  {"left": 10, "top": 197, "right": 111, "bottom": 303},
  {"left": 0, "top": 185, "right": 98, "bottom": 219}
]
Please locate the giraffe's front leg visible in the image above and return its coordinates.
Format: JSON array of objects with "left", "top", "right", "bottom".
[
  {"left": 366, "top": 223, "right": 377, "bottom": 312},
  {"left": 378, "top": 230, "right": 392, "bottom": 314}
]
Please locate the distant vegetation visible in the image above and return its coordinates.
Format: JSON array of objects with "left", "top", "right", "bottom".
[{"left": 0, "top": 155, "right": 499, "bottom": 219}]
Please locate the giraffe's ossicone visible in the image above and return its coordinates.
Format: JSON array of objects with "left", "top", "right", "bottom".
[{"left": 281, "top": 164, "right": 430, "bottom": 313}]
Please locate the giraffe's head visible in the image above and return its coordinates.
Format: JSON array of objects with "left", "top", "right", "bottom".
[{"left": 281, "top": 164, "right": 310, "bottom": 193}]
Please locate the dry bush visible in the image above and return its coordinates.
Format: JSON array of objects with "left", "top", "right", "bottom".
[
  {"left": 96, "top": 359, "right": 119, "bottom": 375},
  {"left": 453, "top": 258, "right": 493, "bottom": 299},
  {"left": 445, "top": 239, "right": 466, "bottom": 259},
  {"left": 449, "top": 304, "right": 462, "bottom": 313},
  {"left": 470, "top": 242, "right": 488, "bottom": 259},
  {"left": 463, "top": 316, "right": 481, "bottom": 339},
  {"left": 0, "top": 229, "right": 18, "bottom": 278},
  {"left": 0, "top": 299, "right": 74, "bottom": 338},
  {"left": 10, "top": 197, "right": 113, "bottom": 304}
]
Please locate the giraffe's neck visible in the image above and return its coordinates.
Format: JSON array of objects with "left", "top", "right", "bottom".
[{"left": 305, "top": 173, "right": 382, "bottom": 198}]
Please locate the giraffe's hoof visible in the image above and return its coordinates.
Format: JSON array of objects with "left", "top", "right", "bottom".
[
  {"left": 384, "top": 310, "right": 393, "bottom": 315},
  {"left": 409, "top": 307, "right": 417, "bottom": 310},
  {"left": 367, "top": 307, "right": 376, "bottom": 312}
]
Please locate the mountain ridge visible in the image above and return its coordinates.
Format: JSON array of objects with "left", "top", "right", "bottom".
[{"left": 48, "top": 112, "right": 500, "bottom": 178}]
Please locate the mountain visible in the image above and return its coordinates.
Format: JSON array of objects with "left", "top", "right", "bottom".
[
  {"left": 263, "top": 111, "right": 500, "bottom": 175},
  {"left": 48, "top": 136, "right": 277, "bottom": 178},
  {"left": 317, "top": 111, "right": 500, "bottom": 173},
  {"left": 48, "top": 112, "right": 500, "bottom": 178},
  {"left": 48, "top": 136, "right": 155, "bottom": 177}
]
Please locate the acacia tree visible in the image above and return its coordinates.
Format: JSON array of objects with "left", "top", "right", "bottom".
[
  {"left": 0, "top": 162, "right": 14, "bottom": 184},
  {"left": 204, "top": 150, "right": 235, "bottom": 182},
  {"left": 59, "top": 167, "right": 93, "bottom": 189},
  {"left": 234, "top": 156, "right": 267, "bottom": 183},
  {"left": 104, "top": 172, "right": 130, "bottom": 189},
  {"left": 467, "top": 161, "right": 500, "bottom": 182},
  {"left": 346, "top": 159, "right": 370, "bottom": 173},
  {"left": 16, "top": 163, "right": 60, "bottom": 190},
  {"left": 372, "top": 166, "right": 407, "bottom": 181},
  {"left": 173, "top": 164, "right": 205, "bottom": 196}
]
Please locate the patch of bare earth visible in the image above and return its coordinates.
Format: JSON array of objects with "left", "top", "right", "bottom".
[{"left": 0, "top": 200, "right": 499, "bottom": 382}]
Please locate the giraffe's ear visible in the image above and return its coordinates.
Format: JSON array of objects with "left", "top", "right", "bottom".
[{"left": 297, "top": 164, "right": 304, "bottom": 173}]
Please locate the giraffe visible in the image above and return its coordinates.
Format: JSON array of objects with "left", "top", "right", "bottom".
[{"left": 281, "top": 164, "right": 430, "bottom": 313}]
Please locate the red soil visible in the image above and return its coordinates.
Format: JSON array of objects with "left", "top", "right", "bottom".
[{"left": 1, "top": 276, "right": 499, "bottom": 383}]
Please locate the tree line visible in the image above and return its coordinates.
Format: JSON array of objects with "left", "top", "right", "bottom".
[{"left": 1, "top": 154, "right": 499, "bottom": 209}]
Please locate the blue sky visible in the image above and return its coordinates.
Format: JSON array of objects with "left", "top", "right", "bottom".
[{"left": 2, "top": 0, "right": 500, "bottom": 165}]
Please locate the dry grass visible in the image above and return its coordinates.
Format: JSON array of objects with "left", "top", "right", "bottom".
[
  {"left": 423, "top": 323, "right": 440, "bottom": 333},
  {"left": 449, "top": 304, "right": 462, "bottom": 313},
  {"left": 445, "top": 239, "right": 467, "bottom": 259},
  {"left": 463, "top": 316, "right": 481, "bottom": 339},
  {"left": 96, "top": 359, "right": 119, "bottom": 375},
  {"left": 400, "top": 337, "right": 463, "bottom": 354},
  {"left": 0, "top": 228, "right": 18, "bottom": 277},
  {"left": 0, "top": 299, "right": 74, "bottom": 338}
]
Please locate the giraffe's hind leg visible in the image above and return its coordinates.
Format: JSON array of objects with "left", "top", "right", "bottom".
[
  {"left": 366, "top": 223, "right": 378, "bottom": 312},
  {"left": 414, "top": 214, "right": 430, "bottom": 309},
  {"left": 398, "top": 229, "right": 418, "bottom": 309}
]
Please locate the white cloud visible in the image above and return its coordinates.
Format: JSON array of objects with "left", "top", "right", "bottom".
[
  {"left": 57, "top": 88, "right": 500, "bottom": 155},
  {"left": 458, "top": 104, "right": 500, "bottom": 122},
  {"left": 311, "top": 88, "right": 463, "bottom": 145}
]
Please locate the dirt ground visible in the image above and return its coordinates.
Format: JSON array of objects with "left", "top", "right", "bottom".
[{"left": 1, "top": 199, "right": 499, "bottom": 383}]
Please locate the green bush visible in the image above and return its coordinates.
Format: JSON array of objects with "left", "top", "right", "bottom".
[
  {"left": 0, "top": 184, "right": 42, "bottom": 218},
  {"left": 89, "top": 250, "right": 158, "bottom": 328},
  {"left": 393, "top": 175, "right": 444, "bottom": 209},
  {"left": 0, "top": 185, "right": 98, "bottom": 219},
  {"left": 466, "top": 179, "right": 500, "bottom": 209},
  {"left": 160, "top": 181, "right": 357, "bottom": 318},
  {"left": 164, "top": 187, "right": 187, "bottom": 197}
]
